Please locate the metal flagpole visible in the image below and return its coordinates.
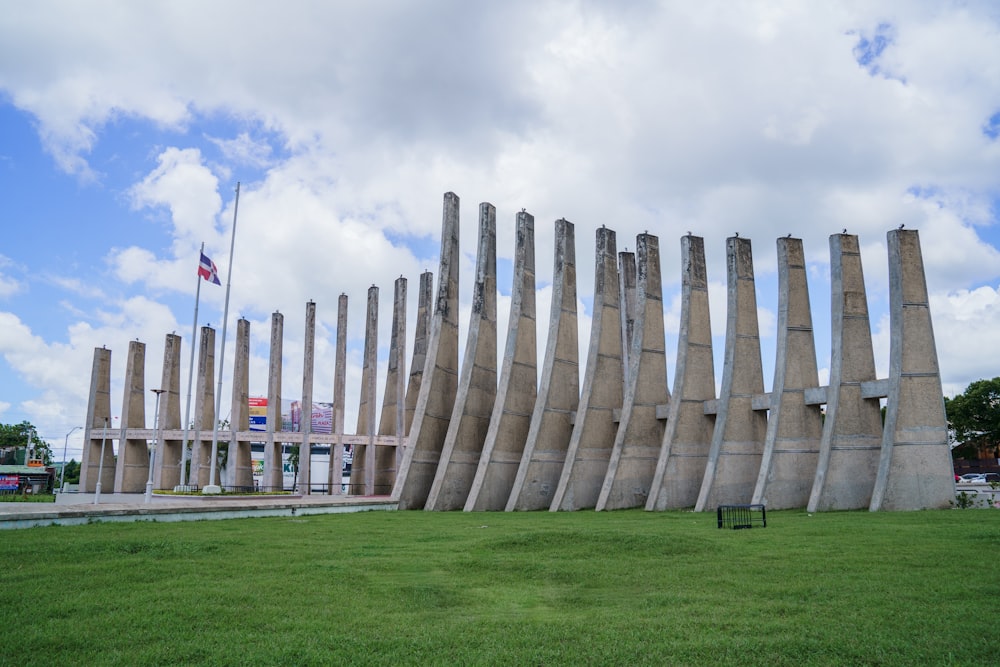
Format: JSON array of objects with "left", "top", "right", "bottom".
[
  {"left": 177, "top": 242, "right": 205, "bottom": 490},
  {"left": 205, "top": 182, "right": 240, "bottom": 494}
]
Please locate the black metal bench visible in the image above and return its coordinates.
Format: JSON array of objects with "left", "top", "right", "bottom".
[{"left": 717, "top": 504, "right": 766, "bottom": 529}]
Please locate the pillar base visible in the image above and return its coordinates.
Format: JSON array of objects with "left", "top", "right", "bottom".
[{"left": 202, "top": 484, "right": 222, "bottom": 495}]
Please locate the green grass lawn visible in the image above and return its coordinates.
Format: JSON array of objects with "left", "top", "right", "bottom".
[{"left": 2, "top": 509, "right": 997, "bottom": 665}]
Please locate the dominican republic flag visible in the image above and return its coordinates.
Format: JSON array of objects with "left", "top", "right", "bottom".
[{"left": 198, "top": 252, "right": 222, "bottom": 285}]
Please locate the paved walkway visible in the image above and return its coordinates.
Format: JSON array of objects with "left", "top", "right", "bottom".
[{"left": 0, "top": 493, "right": 397, "bottom": 530}]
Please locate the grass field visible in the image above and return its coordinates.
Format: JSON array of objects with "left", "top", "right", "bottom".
[{"left": 2, "top": 508, "right": 997, "bottom": 665}]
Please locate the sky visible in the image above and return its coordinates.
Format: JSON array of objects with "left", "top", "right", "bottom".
[{"left": 1, "top": 1, "right": 998, "bottom": 462}]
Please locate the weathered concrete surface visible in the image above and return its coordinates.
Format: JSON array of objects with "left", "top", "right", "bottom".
[
  {"left": 264, "top": 314, "right": 284, "bottom": 490},
  {"left": 619, "top": 250, "right": 637, "bottom": 385},
  {"left": 375, "top": 277, "right": 407, "bottom": 495},
  {"left": 81, "top": 347, "right": 114, "bottom": 493},
  {"left": 298, "top": 301, "right": 317, "bottom": 495},
  {"left": 189, "top": 327, "right": 217, "bottom": 488},
  {"left": 351, "top": 287, "right": 380, "bottom": 495},
  {"left": 751, "top": 237, "right": 822, "bottom": 509},
  {"left": 153, "top": 333, "right": 182, "bottom": 490},
  {"left": 427, "top": 203, "right": 498, "bottom": 510},
  {"left": 465, "top": 211, "right": 537, "bottom": 511},
  {"left": 647, "top": 235, "right": 716, "bottom": 510},
  {"left": 507, "top": 219, "right": 579, "bottom": 511},
  {"left": 807, "top": 235, "right": 882, "bottom": 512},
  {"left": 695, "top": 237, "right": 767, "bottom": 511},
  {"left": 327, "top": 295, "right": 348, "bottom": 494},
  {"left": 870, "top": 229, "right": 954, "bottom": 511},
  {"left": 405, "top": 273, "right": 434, "bottom": 436},
  {"left": 393, "top": 192, "right": 461, "bottom": 509},
  {"left": 551, "top": 226, "right": 623, "bottom": 511},
  {"left": 597, "top": 233, "right": 668, "bottom": 511},
  {"left": 114, "top": 341, "right": 148, "bottom": 493},
  {"left": 227, "top": 319, "right": 252, "bottom": 489}
]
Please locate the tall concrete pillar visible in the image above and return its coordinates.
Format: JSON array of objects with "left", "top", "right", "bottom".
[
  {"left": 870, "top": 229, "right": 954, "bottom": 510},
  {"left": 153, "top": 333, "right": 183, "bottom": 490},
  {"left": 465, "top": 211, "right": 537, "bottom": 511},
  {"left": 189, "top": 326, "right": 216, "bottom": 489},
  {"left": 350, "top": 287, "right": 380, "bottom": 495},
  {"left": 328, "top": 295, "right": 348, "bottom": 494},
  {"left": 647, "top": 235, "right": 717, "bottom": 510},
  {"left": 695, "top": 237, "right": 767, "bottom": 511},
  {"left": 227, "top": 318, "right": 252, "bottom": 489},
  {"left": 807, "top": 235, "right": 882, "bottom": 512},
  {"left": 404, "top": 273, "right": 434, "bottom": 437},
  {"left": 551, "top": 226, "right": 623, "bottom": 511},
  {"left": 427, "top": 203, "right": 498, "bottom": 510},
  {"left": 375, "top": 277, "right": 407, "bottom": 495},
  {"left": 80, "top": 347, "right": 114, "bottom": 493},
  {"left": 597, "top": 233, "right": 669, "bottom": 511},
  {"left": 619, "top": 250, "right": 637, "bottom": 384},
  {"left": 264, "top": 313, "right": 284, "bottom": 490},
  {"left": 393, "top": 192, "right": 462, "bottom": 509},
  {"left": 298, "top": 301, "right": 316, "bottom": 495},
  {"left": 507, "top": 218, "right": 579, "bottom": 511},
  {"left": 113, "top": 340, "right": 147, "bottom": 493},
  {"left": 751, "top": 237, "right": 822, "bottom": 509}
]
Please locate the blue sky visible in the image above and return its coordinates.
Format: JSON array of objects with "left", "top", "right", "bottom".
[{"left": 1, "top": 1, "right": 999, "bottom": 461}]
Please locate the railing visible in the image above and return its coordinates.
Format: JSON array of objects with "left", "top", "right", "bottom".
[{"left": 717, "top": 504, "right": 767, "bottom": 529}]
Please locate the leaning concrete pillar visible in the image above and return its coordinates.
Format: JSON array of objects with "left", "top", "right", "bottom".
[
  {"left": 807, "top": 235, "right": 882, "bottom": 512},
  {"left": 80, "top": 347, "right": 114, "bottom": 493},
  {"left": 327, "top": 295, "right": 348, "bottom": 495},
  {"left": 153, "top": 333, "right": 183, "bottom": 490},
  {"left": 647, "top": 235, "right": 717, "bottom": 510},
  {"left": 298, "top": 301, "right": 316, "bottom": 495},
  {"left": 597, "top": 233, "right": 669, "bottom": 511},
  {"left": 619, "top": 250, "right": 637, "bottom": 385},
  {"left": 465, "top": 211, "right": 537, "bottom": 511},
  {"left": 751, "top": 237, "right": 823, "bottom": 509},
  {"left": 188, "top": 326, "right": 216, "bottom": 489},
  {"left": 695, "top": 237, "right": 767, "bottom": 511},
  {"left": 870, "top": 229, "right": 954, "bottom": 511},
  {"left": 350, "top": 286, "right": 379, "bottom": 495},
  {"left": 551, "top": 226, "right": 623, "bottom": 511},
  {"left": 404, "top": 273, "right": 434, "bottom": 436},
  {"left": 263, "top": 313, "right": 284, "bottom": 490},
  {"left": 427, "top": 203, "right": 498, "bottom": 510},
  {"left": 114, "top": 340, "right": 148, "bottom": 493},
  {"left": 227, "top": 318, "right": 252, "bottom": 489},
  {"left": 392, "top": 193, "right": 461, "bottom": 509},
  {"left": 507, "top": 218, "right": 579, "bottom": 511},
  {"left": 374, "top": 277, "right": 407, "bottom": 495}
]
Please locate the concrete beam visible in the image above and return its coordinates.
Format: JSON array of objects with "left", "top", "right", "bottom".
[
  {"left": 153, "top": 333, "right": 182, "bottom": 490},
  {"left": 427, "top": 203, "right": 498, "bottom": 510},
  {"left": 189, "top": 326, "right": 217, "bottom": 488},
  {"left": 551, "top": 226, "right": 623, "bottom": 511},
  {"left": 227, "top": 318, "right": 252, "bottom": 489},
  {"left": 264, "top": 314, "right": 284, "bottom": 490},
  {"left": 298, "top": 301, "right": 317, "bottom": 495},
  {"left": 647, "top": 234, "right": 717, "bottom": 510},
  {"left": 695, "top": 237, "right": 767, "bottom": 511},
  {"left": 465, "top": 211, "right": 537, "bottom": 511},
  {"left": 869, "top": 229, "right": 954, "bottom": 510},
  {"left": 375, "top": 277, "right": 407, "bottom": 496},
  {"left": 507, "top": 218, "right": 579, "bottom": 511},
  {"left": 350, "top": 287, "right": 379, "bottom": 495},
  {"left": 597, "top": 233, "right": 669, "bottom": 511},
  {"left": 114, "top": 340, "right": 148, "bottom": 493},
  {"left": 751, "top": 237, "right": 823, "bottom": 509},
  {"left": 327, "top": 295, "right": 348, "bottom": 495},
  {"left": 80, "top": 347, "right": 114, "bottom": 493},
  {"left": 619, "top": 250, "right": 637, "bottom": 383}
]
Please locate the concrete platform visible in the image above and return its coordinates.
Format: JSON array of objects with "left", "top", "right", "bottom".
[{"left": 0, "top": 494, "right": 397, "bottom": 530}]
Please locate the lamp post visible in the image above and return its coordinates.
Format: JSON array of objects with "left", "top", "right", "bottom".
[
  {"left": 60, "top": 426, "right": 82, "bottom": 491},
  {"left": 145, "top": 389, "right": 166, "bottom": 503},
  {"left": 94, "top": 418, "right": 109, "bottom": 504}
]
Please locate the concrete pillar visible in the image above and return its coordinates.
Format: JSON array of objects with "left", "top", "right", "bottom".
[
  {"left": 264, "top": 313, "right": 284, "bottom": 490},
  {"left": 114, "top": 340, "right": 148, "bottom": 493},
  {"left": 350, "top": 287, "right": 380, "bottom": 495},
  {"left": 551, "top": 226, "right": 623, "bottom": 511},
  {"left": 427, "top": 203, "right": 498, "bottom": 510},
  {"left": 619, "top": 250, "right": 637, "bottom": 385},
  {"left": 153, "top": 333, "right": 182, "bottom": 490},
  {"left": 807, "top": 235, "right": 882, "bottom": 512},
  {"left": 597, "top": 233, "right": 669, "bottom": 511},
  {"left": 375, "top": 277, "right": 407, "bottom": 495},
  {"left": 80, "top": 347, "right": 114, "bottom": 493},
  {"left": 327, "top": 295, "right": 348, "bottom": 494},
  {"left": 647, "top": 235, "right": 717, "bottom": 510},
  {"left": 465, "top": 211, "right": 537, "bottom": 511},
  {"left": 751, "top": 237, "right": 822, "bottom": 509},
  {"left": 227, "top": 318, "right": 252, "bottom": 489},
  {"left": 188, "top": 327, "right": 216, "bottom": 489},
  {"left": 506, "top": 218, "right": 579, "bottom": 511},
  {"left": 870, "top": 229, "right": 955, "bottom": 510},
  {"left": 393, "top": 193, "right": 461, "bottom": 509},
  {"left": 404, "top": 273, "right": 434, "bottom": 437},
  {"left": 695, "top": 237, "right": 767, "bottom": 511},
  {"left": 298, "top": 301, "right": 316, "bottom": 495}
]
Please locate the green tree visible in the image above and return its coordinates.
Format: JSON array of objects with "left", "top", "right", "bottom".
[
  {"left": 62, "top": 459, "right": 81, "bottom": 484},
  {"left": 0, "top": 421, "right": 52, "bottom": 465},
  {"left": 945, "top": 377, "right": 1000, "bottom": 460}
]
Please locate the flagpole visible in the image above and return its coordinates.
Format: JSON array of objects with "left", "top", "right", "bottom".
[
  {"left": 177, "top": 242, "right": 205, "bottom": 490},
  {"left": 205, "top": 181, "right": 240, "bottom": 494}
]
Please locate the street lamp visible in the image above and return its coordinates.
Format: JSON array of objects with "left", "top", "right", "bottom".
[
  {"left": 94, "top": 418, "right": 109, "bottom": 504},
  {"left": 145, "top": 389, "right": 166, "bottom": 503},
  {"left": 60, "top": 426, "right": 82, "bottom": 491}
]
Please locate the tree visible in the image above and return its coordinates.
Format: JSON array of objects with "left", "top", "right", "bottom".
[
  {"left": 945, "top": 377, "right": 1000, "bottom": 460},
  {"left": 0, "top": 421, "right": 52, "bottom": 465}
]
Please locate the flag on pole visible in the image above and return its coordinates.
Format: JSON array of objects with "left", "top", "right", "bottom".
[{"left": 198, "top": 252, "right": 222, "bottom": 285}]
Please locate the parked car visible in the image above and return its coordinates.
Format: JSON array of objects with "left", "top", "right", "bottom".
[{"left": 959, "top": 473, "right": 984, "bottom": 483}]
